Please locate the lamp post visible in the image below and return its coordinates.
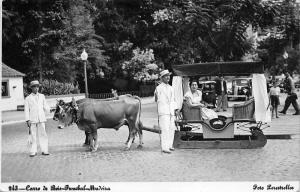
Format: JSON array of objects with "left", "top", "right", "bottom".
[
  {"left": 81, "top": 49, "right": 89, "bottom": 98},
  {"left": 283, "top": 51, "right": 288, "bottom": 70}
]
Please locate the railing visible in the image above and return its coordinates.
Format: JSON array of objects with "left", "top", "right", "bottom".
[
  {"left": 89, "top": 84, "right": 156, "bottom": 99},
  {"left": 89, "top": 91, "right": 154, "bottom": 99}
]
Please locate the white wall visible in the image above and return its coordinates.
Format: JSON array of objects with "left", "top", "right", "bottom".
[{"left": 1, "top": 77, "right": 24, "bottom": 111}]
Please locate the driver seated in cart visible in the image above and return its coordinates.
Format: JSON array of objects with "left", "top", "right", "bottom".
[{"left": 184, "top": 80, "right": 218, "bottom": 120}]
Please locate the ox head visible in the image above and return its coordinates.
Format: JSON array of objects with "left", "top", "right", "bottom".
[{"left": 53, "top": 98, "right": 78, "bottom": 129}]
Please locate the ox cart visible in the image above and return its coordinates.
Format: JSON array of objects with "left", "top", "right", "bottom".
[{"left": 171, "top": 61, "right": 271, "bottom": 149}]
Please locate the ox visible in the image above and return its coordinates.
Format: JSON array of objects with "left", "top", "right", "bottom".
[
  {"left": 53, "top": 95, "right": 143, "bottom": 152},
  {"left": 55, "top": 96, "right": 137, "bottom": 145}
]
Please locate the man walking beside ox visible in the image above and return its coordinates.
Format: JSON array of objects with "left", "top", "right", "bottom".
[
  {"left": 25, "top": 80, "right": 50, "bottom": 157},
  {"left": 155, "top": 70, "right": 179, "bottom": 154}
]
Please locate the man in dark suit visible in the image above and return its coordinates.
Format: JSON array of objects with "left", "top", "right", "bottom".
[
  {"left": 215, "top": 75, "right": 228, "bottom": 112},
  {"left": 279, "top": 71, "right": 299, "bottom": 115}
]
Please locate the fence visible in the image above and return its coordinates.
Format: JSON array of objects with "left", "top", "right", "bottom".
[
  {"left": 89, "top": 90, "right": 154, "bottom": 99},
  {"left": 89, "top": 84, "right": 156, "bottom": 99}
]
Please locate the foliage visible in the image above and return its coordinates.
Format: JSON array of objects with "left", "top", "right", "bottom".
[
  {"left": 2, "top": 0, "right": 70, "bottom": 83},
  {"left": 2, "top": 0, "right": 108, "bottom": 85},
  {"left": 2, "top": 0, "right": 299, "bottom": 95},
  {"left": 256, "top": 0, "right": 300, "bottom": 75},
  {"left": 122, "top": 48, "right": 161, "bottom": 82},
  {"left": 40, "top": 79, "right": 80, "bottom": 95},
  {"left": 21, "top": 0, "right": 67, "bottom": 81},
  {"left": 53, "top": 0, "right": 109, "bottom": 82}
]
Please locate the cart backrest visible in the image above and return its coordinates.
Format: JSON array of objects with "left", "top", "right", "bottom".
[
  {"left": 182, "top": 100, "right": 202, "bottom": 120},
  {"left": 232, "top": 97, "right": 255, "bottom": 121}
]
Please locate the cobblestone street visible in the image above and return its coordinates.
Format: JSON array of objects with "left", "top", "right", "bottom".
[{"left": 1, "top": 101, "right": 300, "bottom": 182}]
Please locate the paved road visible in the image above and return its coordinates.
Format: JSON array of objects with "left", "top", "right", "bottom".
[{"left": 1, "top": 101, "right": 300, "bottom": 182}]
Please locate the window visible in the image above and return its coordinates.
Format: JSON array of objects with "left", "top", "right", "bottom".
[{"left": 2, "top": 81, "right": 9, "bottom": 97}]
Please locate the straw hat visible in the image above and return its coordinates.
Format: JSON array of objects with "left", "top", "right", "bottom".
[
  {"left": 29, "top": 80, "right": 40, "bottom": 87},
  {"left": 160, "top": 70, "right": 172, "bottom": 78}
]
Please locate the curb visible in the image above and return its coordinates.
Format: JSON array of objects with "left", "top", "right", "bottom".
[
  {"left": 1, "top": 115, "right": 55, "bottom": 126},
  {"left": 1, "top": 97, "right": 155, "bottom": 126}
]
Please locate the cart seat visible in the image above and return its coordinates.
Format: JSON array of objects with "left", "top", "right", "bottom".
[
  {"left": 232, "top": 97, "right": 255, "bottom": 122},
  {"left": 181, "top": 100, "right": 202, "bottom": 121}
]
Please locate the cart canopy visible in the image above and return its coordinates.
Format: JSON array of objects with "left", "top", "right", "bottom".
[{"left": 172, "top": 61, "right": 264, "bottom": 77}]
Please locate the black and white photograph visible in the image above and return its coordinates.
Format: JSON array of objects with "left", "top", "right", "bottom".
[{"left": 1, "top": 0, "right": 300, "bottom": 191}]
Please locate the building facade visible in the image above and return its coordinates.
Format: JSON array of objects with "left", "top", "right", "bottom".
[{"left": 1, "top": 63, "right": 25, "bottom": 111}]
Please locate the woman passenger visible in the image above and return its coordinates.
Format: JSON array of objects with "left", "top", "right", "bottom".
[{"left": 184, "top": 80, "right": 218, "bottom": 120}]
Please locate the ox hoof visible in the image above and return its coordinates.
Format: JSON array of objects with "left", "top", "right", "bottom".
[
  {"left": 137, "top": 145, "right": 143, "bottom": 149},
  {"left": 82, "top": 143, "right": 89, "bottom": 147},
  {"left": 91, "top": 148, "right": 97, "bottom": 153},
  {"left": 123, "top": 147, "right": 130, "bottom": 151}
]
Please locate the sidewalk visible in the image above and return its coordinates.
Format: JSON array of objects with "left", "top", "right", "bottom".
[{"left": 1, "top": 96, "right": 155, "bottom": 125}]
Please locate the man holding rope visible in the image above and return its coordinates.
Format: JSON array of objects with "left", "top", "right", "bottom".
[{"left": 154, "top": 70, "right": 179, "bottom": 154}]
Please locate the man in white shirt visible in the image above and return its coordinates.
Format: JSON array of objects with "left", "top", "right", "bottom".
[
  {"left": 154, "top": 70, "right": 178, "bottom": 153},
  {"left": 24, "top": 80, "right": 50, "bottom": 157}
]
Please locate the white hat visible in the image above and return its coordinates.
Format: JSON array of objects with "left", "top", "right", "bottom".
[
  {"left": 160, "top": 70, "right": 172, "bottom": 78},
  {"left": 29, "top": 80, "right": 40, "bottom": 87}
]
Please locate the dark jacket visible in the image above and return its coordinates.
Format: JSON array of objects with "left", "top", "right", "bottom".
[
  {"left": 284, "top": 76, "right": 295, "bottom": 94},
  {"left": 215, "top": 79, "right": 227, "bottom": 95}
]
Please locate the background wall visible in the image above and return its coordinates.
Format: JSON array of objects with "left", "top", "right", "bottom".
[{"left": 1, "top": 77, "right": 24, "bottom": 111}]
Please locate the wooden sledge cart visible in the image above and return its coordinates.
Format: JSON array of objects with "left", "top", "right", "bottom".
[{"left": 171, "top": 61, "right": 270, "bottom": 149}]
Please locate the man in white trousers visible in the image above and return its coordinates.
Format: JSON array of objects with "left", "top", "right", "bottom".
[
  {"left": 154, "top": 70, "right": 178, "bottom": 154},
  {"left": 25, "top": 80, "right": 50, "bottom": 157}
]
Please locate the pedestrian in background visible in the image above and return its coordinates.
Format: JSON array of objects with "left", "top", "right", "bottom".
[
  {"left": 279, "top": 72, "right": 300, "bottom": 115},
  {"left": 24, "top": 80, "right": 50, "bottom": 157},
  {"left": 215, "top": 75, "right": 228, "bottom": 112},
  {"left": 269, "top": 81, "right": 280, "bottom": 118},
  {"left": 154, "top": 70, "right": 178, "bottom": 154}
]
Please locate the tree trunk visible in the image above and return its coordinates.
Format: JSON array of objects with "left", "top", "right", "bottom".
[
  {"left": 38, "top": 48, "right": 43, "bottom": 83},
  {"left": 38, "top": 1, "right": 43, "bottom": 83}
]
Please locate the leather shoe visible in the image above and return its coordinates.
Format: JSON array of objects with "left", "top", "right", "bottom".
[
  {"left": 293, "top": 112, "right": 300, "bottom": 115},
  {"left": 42, "top": 152, "right": 50, "bottom": 156},
  {"left": 29, "top": 153, "right": 37, "bottom": 157},
  {"left": 162, "top": 150, "right": 171, "bottom": 154},
  {"left": 169, "top": 148, "right": 175, "bottom": 151},
  {"left": 279, "top": 111, "right": 286, "bottom": 114}
]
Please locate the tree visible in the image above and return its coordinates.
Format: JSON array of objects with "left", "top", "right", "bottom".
[
  {"left": 52, "top": 0, "right": 109, "bottom": 83},
  {"left": 21, "top": 0, "right": 67, "bottom": 82},
  {"left": 148, "top": 0, "right": 279, "bottom": 66},
  {"left": 2, "top": 1, "right": 31, "bottom": 77},
  {"left": 256, "top": 0, "right": 300, "bottom": 74},
  {"left": 2, "top": 0, "right": 68, "bottom": 82}
]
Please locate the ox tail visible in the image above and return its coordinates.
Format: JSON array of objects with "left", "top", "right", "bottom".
[
  {"left": 133, "top": 95, "right": 142, "bottom": 129},
  {"left": 132, "top": 95, "right": 161, "bottom": 134}
]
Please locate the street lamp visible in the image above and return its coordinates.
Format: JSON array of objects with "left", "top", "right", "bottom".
[
  {"left": 81, "top": 49, "right": 89, "bottom": 98},
  {"left": 283, "top": 51, "right": 289, "bottom": 69}
]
